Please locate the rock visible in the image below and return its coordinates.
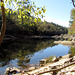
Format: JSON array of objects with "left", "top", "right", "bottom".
[
  {"left": 62, "top": 54, "right": 70, "bottom": 58},
  {"left": 29, "top": 67, "right": 36, "bottom": 71},
  {"left": 54, "top": 41, "right": 62, "bottom": 44},
  {"left": 72, "top": 37, "right": 75, "bottom": 41},
  {"left": 69, "top": 54, "right": 74, "bottom": 58},
  {"left": 61, "top": 41, "right": 74, "bottom": 45},
  {"left": 52, "top": 57, "right": 59, "bottom": 62},
  {"left": 54, "top": 40, "right": 75, "bottom": 45},
  {"left": 39, "top": 59, "right": 47, "bottom": 64},
  {"left": 51, "top": 66, "right": 57, "bottom": 69},
  {"left": 5, "top": 67, "right": 10, "bottom": 74},
  {"left": 39, "top": 64, "right": 44, "bottom": 67},
  {"left": 5, "top": 67, "right": 20, "bottom": 74},
  {"left": 9, "top": 67, "right": 20, "bottom": 73},
  {"left": 57, "top": 56, "right": 62, "bottom": 60}
]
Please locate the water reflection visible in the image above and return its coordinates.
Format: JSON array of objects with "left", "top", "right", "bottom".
[
  {"left": 0, "top": 39, "right": 73, "bottom": 74},
  {"left": 0, "top": 39, "right": 55, "bottom": 68}
]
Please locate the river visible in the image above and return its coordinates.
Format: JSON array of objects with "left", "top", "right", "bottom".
[{"left": 0, "top": 38, "right": 74, "bottom": 74}]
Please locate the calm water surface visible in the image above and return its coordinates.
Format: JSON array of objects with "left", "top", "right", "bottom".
[{"left": 0, "top": 38, "right": 73, "bottom": 74}]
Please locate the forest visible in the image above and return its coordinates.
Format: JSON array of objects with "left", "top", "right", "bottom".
[
  {"left": 0, "top": 9, "right": 68, "bottom": 37},
  {"left": 0, "top": 0, "right": 68, "bottom": 42}
]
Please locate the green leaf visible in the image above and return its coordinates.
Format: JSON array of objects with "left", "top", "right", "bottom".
[
  {"left": 0, "top": 3, "right": 2, "bottom": 6},
  {"left": 18, "top": 15, "right": 21, "bottom": 18},
  {"left": 26, "top": 15, "right": 28, "bottom": 19},
  {"left": 15, "top": 0, "right": 17, "bottom": 2},
  {"left": 12, "top": 10, "right": 15, "bottom": 14},
  {"left": 35, "top": 12, "right": 38, "bottom": 16},
  {"left": 0, "top": 9, "right": 2, "bottom": 12},
  {"left": 5, "top": 0, "right": 8, "bottom": 3},
  {"left": 43, "top": 9, "right": 46, "bottom": 13},
  {"left": 9, "top": 1, "right": 11, "bottom": 6},
  {"left": 38, "top": 18, "right": 41, "bottom": 22},
  {"left": 34, "top": 18, "right": 37, "bottom": 22},
  {"left": 41, "top": 15, "right": 43, "bottom": 18},
  {"left": 10, "top": 11, "right": 11, "bottom": 14},
  {"left": 37, "top": 8, "right": 40, "bottom": 10},
  {"left": 30, "top": 17, "right": 32, "bottom": 20},
  {"left": 26, "top": 0, "right": 28, "bottom": 2},
  {"left": 0, "top": 2, "right": 3, "bottom": 6},
  {"left": 33, "top": 2, "right": 35, "bottom": 5},
  {"left": 33, "top": 5, "right": 36, "bottom": 7},
  {"left": 39, "top": 11, "right": 42, "bottom": 14},
  {"left": 23, "top": 16, "right": 25, "bottom": 18}
]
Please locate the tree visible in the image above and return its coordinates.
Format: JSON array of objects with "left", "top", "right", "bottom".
[
  {"left": 72, "top": 0, "right": 75, "bottom": 7},
  {"left": 70, "top": 9, "right": 75, "bottom": 26},
  {"left": 0, "top": 0, "right": 46, "bottom": 45},
  {"left": 0, "top": 0, "right": 6, "bottom": 45},
  {"left": 69, "top": 9, "right": 75, "bottom": 34}
]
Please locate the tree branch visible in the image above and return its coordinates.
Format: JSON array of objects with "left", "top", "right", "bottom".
[{"left": 72, "top": 0, "right": 75, "bottom": 7}]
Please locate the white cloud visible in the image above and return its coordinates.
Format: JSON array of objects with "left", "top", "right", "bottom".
[{"left": 44, "top": 17, "right": 69, "bottom": 27}]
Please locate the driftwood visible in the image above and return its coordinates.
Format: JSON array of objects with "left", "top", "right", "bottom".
[
  {"left": 38, "top": 61, "right": 75, "bottom": 75},
  {"left": 59, "top": 70, "right": 75, "bottom": 75},
  {"left": 64, "top": 58, "right": 73, "bottom": 64},
  {"left": 28, "top": 60, "right": 75, "bottom": 75},
  {"left": 27, "top": 57, "right": 75, "bottom": 75}
]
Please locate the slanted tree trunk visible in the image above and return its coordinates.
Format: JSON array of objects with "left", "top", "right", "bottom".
[
  {"left": 72, "top": 0, "right": 75, "bottom": 7},
  {"left": 0, "top": 0, "right": 6, "bottom": 45}
]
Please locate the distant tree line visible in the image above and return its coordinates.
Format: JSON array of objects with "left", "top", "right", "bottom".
[{"left": 0, "top": 8, "right": 68, "bottom": 37}]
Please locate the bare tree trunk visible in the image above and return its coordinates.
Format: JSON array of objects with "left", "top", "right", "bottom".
[{"left": 0, "top": 0, "right": 6, "bottom": 45}]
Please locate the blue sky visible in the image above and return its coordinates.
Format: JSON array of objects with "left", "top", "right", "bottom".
[{"left": 32, "top": 0, "right": 74, "bottom": 27}]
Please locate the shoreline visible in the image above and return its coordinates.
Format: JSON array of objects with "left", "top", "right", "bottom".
[{"left": 5, "top": 54, "right": 75, "bottom": 75}]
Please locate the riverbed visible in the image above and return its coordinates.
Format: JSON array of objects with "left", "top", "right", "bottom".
[{"left": 0, "top": 38, "right": 74, "bottom": 74}]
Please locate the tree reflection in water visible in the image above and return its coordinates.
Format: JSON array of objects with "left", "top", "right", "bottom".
[{"left": 0, "top": 38, "right": 55, "bottom": 68}]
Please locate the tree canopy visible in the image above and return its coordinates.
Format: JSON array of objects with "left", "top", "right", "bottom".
[
  {"left": 0, "top": 0, "right": 46, "bottom": 45},
  {"left": 0, "top": 0, "right": 74, "bottom": 45},
  {"left": 68, "top": 9, "right": 75, "bottom": 34}
]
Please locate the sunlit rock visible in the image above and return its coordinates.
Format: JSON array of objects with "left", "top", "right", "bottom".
[
  {"left": 39, "top": 59, "right": 47, "bottom": 64},
  {"left": 5, "top": 67, "right": 10, "bottom": 74},
  {"left": 52, "top": 56, "right": 58, "bottom": 62},
  {"left": 29, "top": 67, "right": 36, "bottom": 71}
]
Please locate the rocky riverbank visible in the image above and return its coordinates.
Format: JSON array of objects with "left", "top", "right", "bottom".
[
  {"left": 54, "top": 35, "right": 75, "bottom": 45},
  {"left": 3, "top": 34, "right": 75, "bottom": 42},
  {"left": 5, "top": 54, "right": 75, "bottom": 75},
  {"left": 54, "top": 41, "right": 75, "bottom": 45}
]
